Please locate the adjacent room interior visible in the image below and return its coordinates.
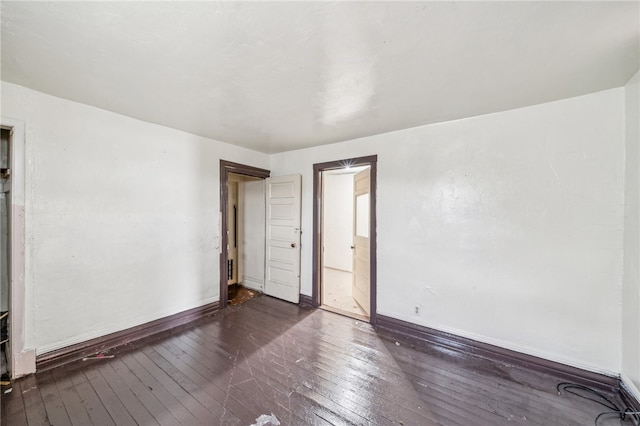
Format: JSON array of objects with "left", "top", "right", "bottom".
[
  {"left": 320, "top": 165, "right": 372, "bottom": 321},
  {"left": 0, "top": 1, "right": 639, "bottom": 425}
]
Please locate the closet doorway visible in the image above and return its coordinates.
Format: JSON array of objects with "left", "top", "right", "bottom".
[
  {"left": 219, "top": 161, "right": 270, "bottom": 307},
  {"left": 312, "top": 155, "right": 378, "bottom": 324},
  {"left": 0, "top": 118, "right": 29, "bottom": 380},
  {"left": 226, "top": 173, "right": 266, "bottom": 306},
  {"left": 0, "top": 128, "right": 10, "bottom": 385},
  {"left": 219, "top": 161, "right": 302, "bottom": 307}
]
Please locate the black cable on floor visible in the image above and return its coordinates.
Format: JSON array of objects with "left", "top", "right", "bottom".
[
  {"left": 595, "top": 410, "right": 640, "bottom": 426},
  {"left": 556, "top": 382, "right": 640, "bottom": 425}
]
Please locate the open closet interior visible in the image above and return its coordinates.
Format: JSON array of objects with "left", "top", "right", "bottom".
[
  {"left": 226, "top": 173, "right": 266, "bottom": 305},
  {"left": 1, "top": 128, "right": 11, "bottom": 386}
]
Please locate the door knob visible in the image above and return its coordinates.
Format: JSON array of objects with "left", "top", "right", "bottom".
[
  {"left": 291, "top": 243, "right": 296, "bottom": 248},
  {"left": 350, "top": 245, "right": 355, "bottom": 249}
]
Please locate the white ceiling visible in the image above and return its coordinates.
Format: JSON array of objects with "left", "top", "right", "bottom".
[{"left": 1, "top": 1, "right": 638, "bottom": 154}]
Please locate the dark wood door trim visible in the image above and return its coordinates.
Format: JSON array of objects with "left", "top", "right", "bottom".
[
  {"left": 312, "top": 155, "right": 378, "bottom": 325},
  {"left": 219, "top": 160, "right": 270, "bottom": 307}
]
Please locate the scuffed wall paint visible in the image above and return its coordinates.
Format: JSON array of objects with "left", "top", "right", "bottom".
[
  {"left": 1, "top": 81, "right": 269, "bottom": 355},
  {"left": 271, "top": 88, "right": 625, "bottom": 375},
  {"left": 622, "top": 70, "right": 640, "bottom": 400}
]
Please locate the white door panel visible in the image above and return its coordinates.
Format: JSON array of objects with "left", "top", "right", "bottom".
[{"left": 265, "top": 174, "right": 301, "bottom": 303}]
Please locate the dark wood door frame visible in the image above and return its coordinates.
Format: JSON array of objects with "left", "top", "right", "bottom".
[
  {"left": 312, "top": 155, "right": 378, "bottom": 325},
  {"left": 219, "top": 160, "right": 270, "bottom": 307}
]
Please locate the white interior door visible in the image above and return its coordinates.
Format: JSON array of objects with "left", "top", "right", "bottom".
[
  {"left": 352, "top": 168, "right": 370, "bottom": 315},
  {"left": 265, "top": 174, "right": 301, "bottom": 303}
]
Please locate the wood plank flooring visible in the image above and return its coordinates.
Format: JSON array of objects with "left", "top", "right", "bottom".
[{"left": 1, "top": 296, "right": 627, "bottom": 425}]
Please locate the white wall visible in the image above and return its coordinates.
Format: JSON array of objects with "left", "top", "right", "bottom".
[
  {"left": 622, "top": 70, "right": 640, "bottom": 399},
  {"left": 0, "top": 81, "right": 269, "bottom": 356},
  {"left": 323, "top": 173, "right": 354, "bottom": 272},
  {"left": 271, "top": 88, "right": 625, "bottom": 374}
]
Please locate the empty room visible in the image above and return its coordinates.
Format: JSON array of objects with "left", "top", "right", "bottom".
[{"left": 1, "top": 1, "right": 639, "bottom": 425}]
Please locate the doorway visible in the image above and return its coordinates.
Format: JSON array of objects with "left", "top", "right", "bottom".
[
  {"left": 0, "top": 128, "right": 10, "bottom": 385},
  {"left": 0, "top": 119, "right": 30, "bottom": 380},
  {"left": 312, "top": 155, "right": 378, "bottom": 324},
  {"left": 219, "top": 161, "right": 270, "bottom": 307},
  {"left": 219, "top": 161, "right": 302, "bottom": 307},
  {"left": 226, "top": 172, "right": 265, "bottom": 306},
  {"left": 321, "top": 166, "right": 370, "bottom": 320}
]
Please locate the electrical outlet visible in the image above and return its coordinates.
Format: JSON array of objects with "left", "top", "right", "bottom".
[{"left": 414, "top": 306, "right": 420, "bottom": 315}]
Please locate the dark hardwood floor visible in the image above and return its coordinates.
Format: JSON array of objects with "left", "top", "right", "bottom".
[{"left": 1, "top": 296, "right": 627, "bottom": 425}]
